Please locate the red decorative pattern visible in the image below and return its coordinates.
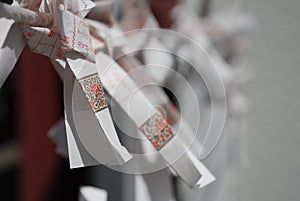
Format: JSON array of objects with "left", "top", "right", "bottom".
[
  {"left": 79, "top": 73, "right": 108, "bottom": 113},
  {"left": 140, "top": 113, "right": 174, "bottom": 150}
]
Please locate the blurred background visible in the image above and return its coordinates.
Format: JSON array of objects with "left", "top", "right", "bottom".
[
  {"left": 228, "top": 0, "right": 300, "bottom": 200},
  {"left": 0, "top": 0, "right": 300, "bottom": 201}
]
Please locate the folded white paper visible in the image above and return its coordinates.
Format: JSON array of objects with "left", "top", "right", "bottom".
[
  {"left": 0, "top": 0, "right": 132, "bottom": 168},
  {"left": 79, "top": 186, "right": 107, "bottom": 201},
  {"left": 94, "top": 50, "right": 215, "bottom": 188},
  {"left": 51, "top": 0, "right": 132, "bottom": 168},
  {"left": 114, "top": 49, "right": 203, "bottom": 156},
  {"left": 63, "top": 56, "right": 132, "bottom": 168}
]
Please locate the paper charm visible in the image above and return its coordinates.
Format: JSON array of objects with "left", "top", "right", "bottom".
[
  {"left": 113, "top": 48, "right": 203, "bottom": 157},
  {"left": 117, "top": 0, "right": 173, "bottom": 85},
  {"left": 78, "top": 17, "right": 215, "bottom": 188},
  {"left": 92, "top": 49, "right": 215, "bottom": 189},
  {"left": 0, "top": 0, "right": 132, "bottom": 168}
]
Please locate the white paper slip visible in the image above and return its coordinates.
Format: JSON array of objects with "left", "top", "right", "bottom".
[
  {"left": 94, "top": 51, "right": 215, "bottom": 188},
  {"left": 79, "top": 186, "right": 108, "bottom": 201},
  {"left": 114, "top": 50, "right": 203, "bottom": 156},
  {"left": 62, "top": 60, "right": 132, "bottom": 168},
  {"left": 51, "top": 1, "right": 132, "bottom": 168}
]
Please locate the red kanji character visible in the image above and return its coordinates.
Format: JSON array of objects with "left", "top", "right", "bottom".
[
  {"left": 152, "top": 141, "right": 159, "bottom": 148},
  {"left": 159, "top": 134, "right": 166, "bottom": 142},
  {"left": 91, "top": 82, "right": 101, "bottom": 96},
  {"left": 167, "top": 128, "right": 173, "bottom": 135}
]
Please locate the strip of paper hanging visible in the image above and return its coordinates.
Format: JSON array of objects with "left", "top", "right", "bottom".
[
  {"left": 79, "top": 73, "right": 108, "bottom": 113},
  {"left": 139, "top": 113, "right": 175, "bottom": 150}
]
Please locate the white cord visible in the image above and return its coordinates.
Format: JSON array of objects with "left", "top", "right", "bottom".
[{"left": 0, "top": 2, "right": 52, "bottom": 27}]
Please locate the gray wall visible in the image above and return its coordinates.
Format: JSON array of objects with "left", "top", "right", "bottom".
[{"left": 224, "top": 0, "right": 300, "bottom": 200}]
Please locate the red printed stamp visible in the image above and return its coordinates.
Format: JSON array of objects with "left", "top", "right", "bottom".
[
  {"left": 79, "top": 73, "right": 108, "bottom": 113},
  {"left": 140, "top": 113, "right": 174, "bottom": 150}
]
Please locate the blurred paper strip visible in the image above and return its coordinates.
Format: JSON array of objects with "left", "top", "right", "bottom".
[
  {"left": 95, "top": 51, "right": 215, "bottom": 188},
  {"left": 139, "top": 169, "right": 176, "bottom": 201},
  {"left": 48, "top": 118, "right": 69, "bottom": 158},
  {"left": 79, "top": 186, "right": 108, "bottom": 201},
  {"left": 114, "top": 49, "right": 203, "bottom": 156}
]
